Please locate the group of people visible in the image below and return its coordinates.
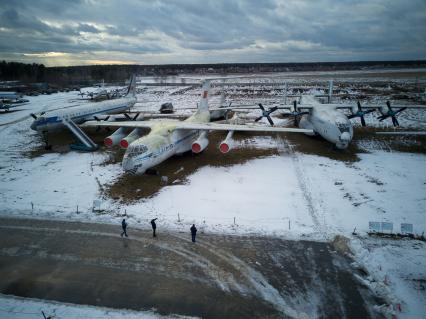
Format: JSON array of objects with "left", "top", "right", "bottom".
[{"left": 121, "top": 218, "right": 198, "bottom": 242}]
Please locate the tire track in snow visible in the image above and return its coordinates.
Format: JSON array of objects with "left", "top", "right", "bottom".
[
  {"left": 0, "top": 224, "right": 245, "bottom": 296},
  {"left": 276, "top": 136, "right": 327, "bottom": 238},
  {"left": 171, "top": 232, "right": 308, "bottom": 319}
]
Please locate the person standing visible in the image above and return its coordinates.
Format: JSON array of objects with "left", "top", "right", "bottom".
[
  {"left": 151, "top": 218, "right": 158, "bottom": 237},
  {"left": 190, "top": 224, "right": 197, "bottom": 243},
  {"left": 121, "top": 218, "right": 128, "bottom": 237}
]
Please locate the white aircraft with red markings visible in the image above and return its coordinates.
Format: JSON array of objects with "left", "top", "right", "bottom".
[{"left": 82, "top": 80, "right": 313, "bottom": 174}]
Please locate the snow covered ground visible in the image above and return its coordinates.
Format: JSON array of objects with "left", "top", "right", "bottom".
[
  {"left": 0, "top": 73, "right": 425, "bottom": 318},
  {"left": 0, "top": 294, "right": 196, "bottom": 319}
]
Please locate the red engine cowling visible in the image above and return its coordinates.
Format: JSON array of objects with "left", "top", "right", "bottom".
[
  {"left": 192, "top": 132, "right": 209, "bottom": 153},
  {"left": 219, "top": 131, "right": 234, "bottom": 154},
  {"left": 120, "top": 128, "right": 142, "bottom": 149},
  {"left": 104, "top": 127, "right": 127, "bottom": 147}
]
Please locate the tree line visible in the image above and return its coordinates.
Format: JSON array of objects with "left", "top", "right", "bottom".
[{"left": 1, "top": 60, "right": 425, "bottom": 86}]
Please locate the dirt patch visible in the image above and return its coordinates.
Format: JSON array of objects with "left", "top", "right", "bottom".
[
  {"left": 103, "top": 131, "right": 279, "bottom": 202},
  {"left": 355, "top": 127, "right": 426, "bottom": 154}
]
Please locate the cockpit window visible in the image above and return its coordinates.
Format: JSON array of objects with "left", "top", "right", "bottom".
[
  {"left": 337, "top": 123, "right": 350, "bottom": 133},
  {"left": 127, "top": 144, "right": 148, "bottom": 157}
]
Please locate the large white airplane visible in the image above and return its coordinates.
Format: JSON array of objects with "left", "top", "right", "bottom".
[
  {"left": 30, "top": 76, "right": 138, "bottom": 150},
  {"left": 82, "top": 80, "right": 313, "bottom": 174},
  {"left": 229, "top": 96, "right": 426, "bottom": 149},
  {"left": 285, "top": 97, "right": 426, "bottom": 149}
]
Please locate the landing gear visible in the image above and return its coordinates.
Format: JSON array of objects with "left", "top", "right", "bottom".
[
  {"left": 145, "top": 168, "right": 159, "bottom": 175},
  {"left": 42, "top": 131, "right": 52, "bottom": 150}
]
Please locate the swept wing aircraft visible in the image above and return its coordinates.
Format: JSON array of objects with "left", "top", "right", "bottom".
[
  {"left": 30, "top": 75, "right": 138, "bottom": 150},
  {"left": 82, "top": 80, "right": 313, "bottom": 174}
]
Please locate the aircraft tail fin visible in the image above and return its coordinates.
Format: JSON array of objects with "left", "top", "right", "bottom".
[
  {"left": 126, "top": 75, "right": 136, "bottom": 97},
  {"left": 198, "top": 80, "right": 210, "bottom": 112}
]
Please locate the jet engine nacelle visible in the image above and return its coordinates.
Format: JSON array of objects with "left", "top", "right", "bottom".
[
  {"left": 104, "top": 127, "right": 127, "bottom": 147},
  {"left": 120, "top": 128, "right": 142, "bottom": 149},
  {"left": 219, "top": 131, "right": 234, "bottom": 154},
  {"left": 192, "top": 131, "right": 209, "bottom": 153}
]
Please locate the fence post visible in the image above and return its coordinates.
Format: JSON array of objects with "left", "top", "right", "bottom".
[
  {"left": 234, "top": 217, "right": 236, "bottom": 225},
  {"left": 76, "top": 205, "right": 79, "bottom": 214},
  {"left": 31, "top": 202, "right": 34, "bottom": 213},
  {"left": 288, "top": 219, "right": 291, "bottom": 230},
  {"left": 178, "top": 213, "right": 180, "bottom": 222}
]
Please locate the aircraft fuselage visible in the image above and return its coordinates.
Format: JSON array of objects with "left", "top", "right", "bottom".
[
  {"left": 30, "top": 96, "right": 136, "bottom": 132},
  {"left": 122, "top": 110, "right": 210, "bottom": 174},
  {"left": 298, "top": 104, "right": 353, "bottom": 149}
]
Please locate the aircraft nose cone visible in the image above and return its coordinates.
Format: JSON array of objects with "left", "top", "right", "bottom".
[{"left": 340, "top": 132, "right": 350, "bottom": 142}]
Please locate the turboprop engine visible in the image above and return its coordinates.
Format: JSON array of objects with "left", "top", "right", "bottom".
[
  {"left": 120, "top": 128, "right": 143, "bottom": 149},
  {"left": 191, "top": 131, "right": 209, "bottom": 153},
  {"left": 104, "top": 127, "right": 127, "bottom": 147},
  {"left": 219, "top": 131, "right": 234, "bottom": 154}
]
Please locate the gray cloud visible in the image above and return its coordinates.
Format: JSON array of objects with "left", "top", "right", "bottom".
[{"left": 0, "top": 0, "right": 424, "bottom": 66}]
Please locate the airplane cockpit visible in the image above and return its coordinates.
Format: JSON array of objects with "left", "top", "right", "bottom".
[
  {"left": 125, "top": 144, "right": 149, "bottom": 158},
  {"left": 336, "top": 123, "right": 351, "bottom": 133}
]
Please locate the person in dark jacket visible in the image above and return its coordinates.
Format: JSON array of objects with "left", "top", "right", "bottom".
[
  {"left": 190, "top": 224, "right": 197, "bottom": 242},
  {"left": 121, "top": 218, "right": 128, "bottom": 237},
  {"left": 151, "top": 218, "right": 158, "bottom": 237}
]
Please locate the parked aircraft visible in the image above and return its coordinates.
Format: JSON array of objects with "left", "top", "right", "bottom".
[
  {"left": 82, "top": 80, "right": 313, "bottom": 174},
  {"left": 226, "top": 95, "right": 426, "bottom": 149},
  {"left": 30, "top": 75, "right": 138, "bottom": 150},
  {"left": 0, "top": 101, "right": 26, "bottom": 112},
  {"left": 281, "top": 96, "right": 426, "bottom": 149}
]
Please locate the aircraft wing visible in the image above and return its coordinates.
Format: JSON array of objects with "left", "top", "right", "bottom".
[
  {"left": 82, "top": 120, "right": 313, "bottom": 133},
  {"left": 82, "top": 120, "right": 157, "bottom": 129},
  {"left": 209, "top": 105, "right": 292, "bottom": 111},
  {"left": 334, "top": 104, "right": 426, "bottom": 110},
  {"left": 162, "top": 122, "right": 313, "bottom": 133}
]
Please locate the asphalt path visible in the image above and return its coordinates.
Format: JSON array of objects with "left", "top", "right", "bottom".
[{"left": 0, "top": 217, "right": 383, "bottom": 319}]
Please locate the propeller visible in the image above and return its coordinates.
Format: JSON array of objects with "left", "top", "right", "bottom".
[
  {"left": 348, "top": 101, "right": 375, "bottom": 127},
  {"left": 281, "top": 101, "right": 309, "bottom": 126},
  {"left": 254, "top": 103, "right": 278, "bottom": 126},
  {"left": 377, "top": 101, "right": 407, "bottom": 127}
]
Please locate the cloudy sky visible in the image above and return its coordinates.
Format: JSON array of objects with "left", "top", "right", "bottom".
[{"left": 0, "top": 0, "right": 425, "bottom": 66}]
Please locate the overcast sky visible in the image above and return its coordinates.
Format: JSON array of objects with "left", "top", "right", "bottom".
[{"left": 0, "top": 0, "right": 425, "bottom": 66}]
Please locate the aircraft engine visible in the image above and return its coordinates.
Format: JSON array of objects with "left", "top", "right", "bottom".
[
  {"left": 104, "top": 127, "right": 127, "bottom": 147},
  {"left": 219, "top": 131, "right": 234, "bottom": 154},
  {"left": 120, "top": 128, "right": 142, "bottom": 149},
  {"left": 191, "top": 131, "right": 209, "bottom": 153}
]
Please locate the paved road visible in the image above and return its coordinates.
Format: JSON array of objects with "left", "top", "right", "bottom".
[{"left": 0, "top": 218, "right": 382, "bottom": 319}]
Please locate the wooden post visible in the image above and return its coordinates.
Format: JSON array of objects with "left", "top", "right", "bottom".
[
  {"left": 178, "top": 213, "right": 180, "bottom": 222},
  {"left": 288, "top": 219, "right": 291, "bottom": 230},
  {"left": 234, "top": 217, "right": 236, "bottom": 225},
  {"left": 31, "top": 202, "right": 34, "bottom": 212},
  {"left": 76, "top": 205, "right": 79, "bottom": 214}
]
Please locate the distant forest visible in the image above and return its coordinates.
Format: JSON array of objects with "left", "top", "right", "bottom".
[{"left": 1, "top": 60, "right": 426, "bottom": 86}]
